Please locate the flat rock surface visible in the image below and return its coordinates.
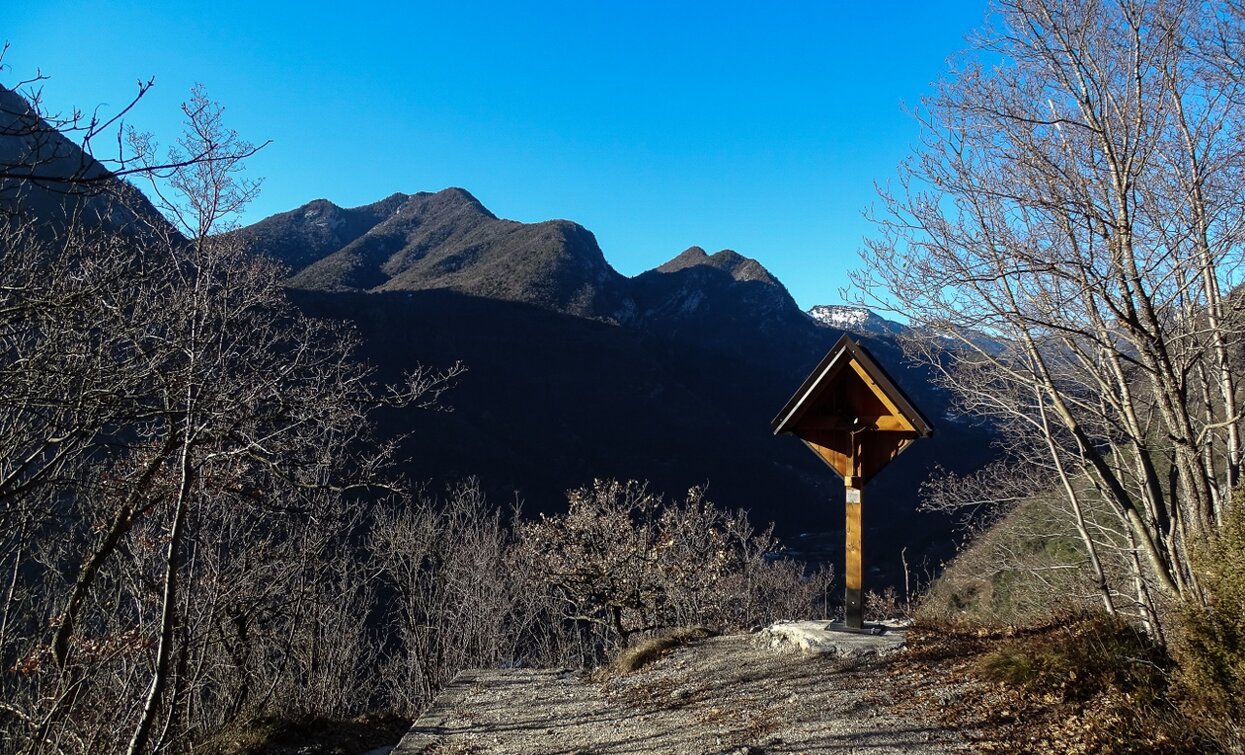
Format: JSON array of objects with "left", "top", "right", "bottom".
[
  {"left": 756, "top": 621, "right": 908, "bottom": 657},
  {"left": 394, "top": 632, "right": 972, "bottom": 754}
]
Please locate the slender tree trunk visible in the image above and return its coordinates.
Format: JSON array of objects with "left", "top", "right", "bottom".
[
  {"left": 1037, "top": 391, "right": 1116, "bottom": 615},
  {"left": 52, "top": 434, "right": 179, "bottom": 669},
  {"left": 1123, "top": 522, "right": 1165, "bottom": 645},
  {"left": 127, "top": 426, "right": 194, "bottom": 755},
  {"left": 1171, "top": 78, "right": 1242, "bottom": 503}
]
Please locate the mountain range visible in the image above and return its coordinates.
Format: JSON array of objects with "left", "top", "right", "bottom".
[
  {"left": 2, "top": 79, "right": 997, "bottom": 587},
  {"left": 234, "top": 188, "right": 998, "bottom": 583}
]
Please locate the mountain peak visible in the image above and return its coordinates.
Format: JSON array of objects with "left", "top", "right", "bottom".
[
  {"left": 433, "top": 186, "right": 480, "bottom": 204},
  {"left": 657, "top": 246, "right": 709, "bottom": 271},
  {"left": 394, "top": 187, "right": 496, "bottom": 221},
  {"left": 240, "top": 188, "right": 624, "bottom": 318},
  {"left": 655, "top": 246, "right": 782, "bottom": 288},
  {"left": 298, "top": 197, "right": 343, "bottom": 217}
]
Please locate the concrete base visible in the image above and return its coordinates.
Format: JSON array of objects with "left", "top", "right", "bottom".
[{"left": 754, "top": 620, "right": 906, "bottom": 658}]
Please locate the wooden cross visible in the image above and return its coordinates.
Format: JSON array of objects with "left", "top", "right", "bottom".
[{"left": 772, "top": 335, "right": 932, "bottom": 630}]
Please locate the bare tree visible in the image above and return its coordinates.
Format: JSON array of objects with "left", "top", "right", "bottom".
[
  {"left": 0, "top": 85, "right": 458, "bottom": 754},
  {"left": 370, "top": 481, "right": 537, "bottom": 715},
  {"left": 855, "top": 0, "right": 1245, "bottom": 635}
]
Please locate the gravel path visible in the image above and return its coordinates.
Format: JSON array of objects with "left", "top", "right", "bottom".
[{"left": 395, "top": 633, "right": 973, "bottom": 754}]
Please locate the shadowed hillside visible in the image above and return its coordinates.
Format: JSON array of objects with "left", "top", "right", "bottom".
[{"left": 239, "top": 192, "right": 1001, "bottom": 584}]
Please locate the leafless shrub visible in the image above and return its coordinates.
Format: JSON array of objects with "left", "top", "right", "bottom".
[
  {"left": 723, "top": 556, "right": 835, "bottom": 627},
  {"left": 370, "top": 480, "right": 540, "bottom": 716},
  {"left": 864, "top": 587, "right": 905, "bottom": 623},
  {"left": 516, "top": 479, "right": 835, "bottom": 659}
]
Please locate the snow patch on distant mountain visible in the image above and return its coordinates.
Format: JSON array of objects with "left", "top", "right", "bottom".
[
  {"left": 809, "top": 305, "right": 869, "bottom": 328},
  {"left": 806, "top": 305, "right": 902, "bottom": 336},
  {"left": 808, "top": 304, "right": 1013, "bottom": 358}
]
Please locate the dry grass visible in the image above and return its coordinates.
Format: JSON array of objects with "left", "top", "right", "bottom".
[
  {"left": 975, "top": 613, "right": 1168, "bottom": 705},
  {"left": 604, "top": 625, "right": 718, "bottom": 676},
  {"left": 893, "top": 618, "right": 1212, "bottom": 754}
]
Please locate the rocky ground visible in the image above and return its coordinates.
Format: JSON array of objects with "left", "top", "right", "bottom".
[
  {"left": 244, "top": 621, "right": 1193, "bottom": 755},
  {"left": 395, "top": 629, "right": 979, "bottom": 755}
]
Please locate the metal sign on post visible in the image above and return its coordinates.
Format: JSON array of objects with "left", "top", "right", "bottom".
[{"left": 772, "top": 335, "right": 932, "bottom": 630}]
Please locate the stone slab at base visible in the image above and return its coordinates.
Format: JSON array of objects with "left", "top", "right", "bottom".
[{"left": 755, "top": 620, "right": 907, "bottom": 658}]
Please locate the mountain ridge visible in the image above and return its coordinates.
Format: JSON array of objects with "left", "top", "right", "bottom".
[
  {"left": 236, "top": 189, "right": 811, "bottom": 329},
  {"left": 237, "top": 188, "right": 626, "bottom": 319},
  {"left": 237, "top": 188, "right": 998, "bottom": 586}
]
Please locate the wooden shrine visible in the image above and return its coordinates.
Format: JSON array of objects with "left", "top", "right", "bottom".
[{"left": 772, "top": 335, "right": 932, "bottom": 630}]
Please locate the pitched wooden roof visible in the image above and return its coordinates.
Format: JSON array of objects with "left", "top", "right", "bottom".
[
  {"left": 772, "top": 335, "right": 933, "bottom": 483},
  {"left": 772, "top": 334, "right": 933, "bottom": 437}
]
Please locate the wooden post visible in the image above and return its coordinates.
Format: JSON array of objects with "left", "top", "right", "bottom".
[
  {"left": 772, "top": 336, "right": 933, "bottom": 634},
  {"left": 845, "top": 481, "right": 863, "bottom": 629}
]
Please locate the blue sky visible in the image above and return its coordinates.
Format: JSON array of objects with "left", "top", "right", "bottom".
[{"left": 4, "top": 1, "right": 987, "bottom": 309}]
